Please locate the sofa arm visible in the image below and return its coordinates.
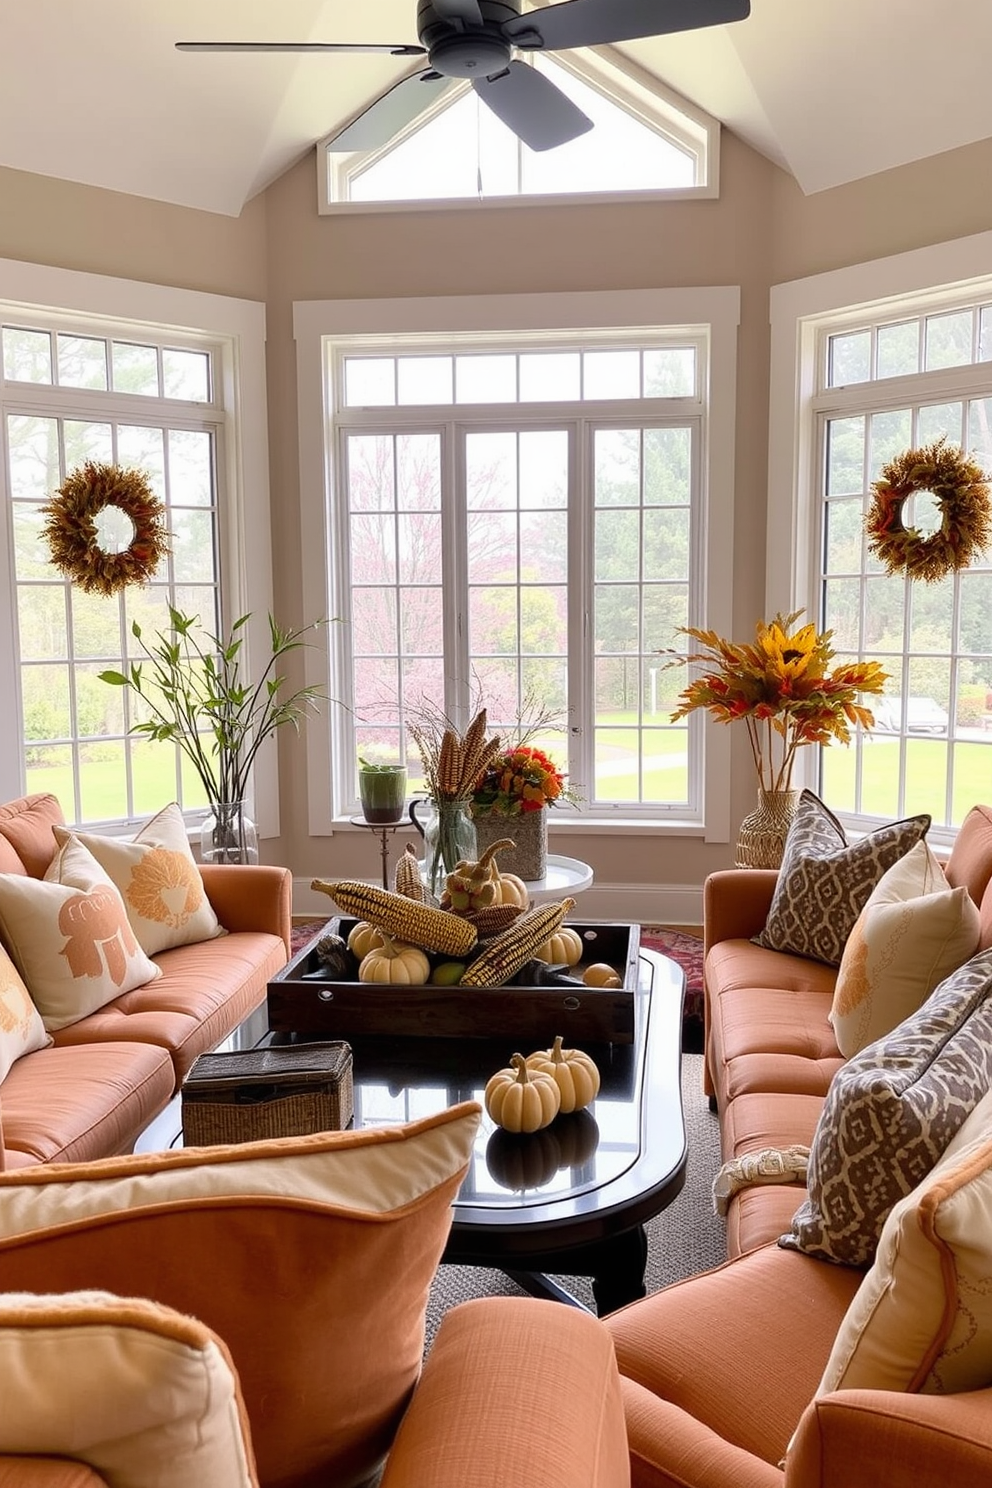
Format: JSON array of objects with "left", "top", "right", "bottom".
[
  {"left": 703, "top": 869, "right": 779, "bottom": 954},
  {"left": 786, "top": 1386, "right": 992, "bottom": 1487},
  {"left": 380, "top": 1297, "right": 630, "bottom": 1488},
  {"left": 198, "top": 864, "right": 292, "bottom": 955}
]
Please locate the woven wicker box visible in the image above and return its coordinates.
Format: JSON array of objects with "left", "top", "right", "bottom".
[{"left": 181, "top": 1042, "right": 353, "bottom": 1145}]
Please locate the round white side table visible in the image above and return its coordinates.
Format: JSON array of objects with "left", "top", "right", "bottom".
[{"left": 525, "top": 854, "right": 594, "bottom": 905}]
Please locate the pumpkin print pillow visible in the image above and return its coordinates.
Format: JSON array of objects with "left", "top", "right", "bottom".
[
  {"left": 0, "top": 837, "right": 161, "bottom": 1032},
  {"left": 53, "top": 803, "right": 224, "bottom": 956},
  {"left": 0, "top": 942, "right": 51, "bottom": 1081}
]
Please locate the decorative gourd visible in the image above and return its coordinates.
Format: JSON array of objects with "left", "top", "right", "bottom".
[
  {"left": 313, "top": 932, "right": 352, "bottom": 978},
  {"left": 358, "top": 934, "right": 430, "bottom": 986},
  {"left": 533, "top": 926, "right": 584, "bottom": 967},
  {"left": 441, "top": 838, "right": 515, "bottom": 913},
  {"left": 485, "top": 1125, "right": 562, "bottom": 1191},
  {"left": 347, "top": 920, "right": 385, "bottom": 960},
  {"left": 583, "top": 962, "right": 622, "bottom": 989},
  {"left": 484, "top": 1052, "right": 561, "bottom": 1133},
  {"left": 524, "top": 1034, "right": 600, "bottom": 1114},
  {"left": 491, "top": 862, "right": 529, "bottom": 910}
]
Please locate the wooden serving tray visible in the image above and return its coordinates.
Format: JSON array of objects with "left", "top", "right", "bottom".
[{"left": 267, "top": 919, "right": 638, "bottom": 1044}]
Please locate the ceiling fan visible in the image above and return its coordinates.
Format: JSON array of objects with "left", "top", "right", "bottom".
[{"left": 177, "top": 0, "right": 750, "bottom": 154}]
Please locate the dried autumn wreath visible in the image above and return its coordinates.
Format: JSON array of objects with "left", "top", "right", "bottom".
[
  {"left": 865, "top": 438, "right": 992, "bottom": 583},
  {"left": 41, "top": 461, "right": 170, "bottom": 596}
]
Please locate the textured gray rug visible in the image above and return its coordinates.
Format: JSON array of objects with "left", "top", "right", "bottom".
[{"left": 425, "top": 1051, "right": 725, "bottom": 1344}]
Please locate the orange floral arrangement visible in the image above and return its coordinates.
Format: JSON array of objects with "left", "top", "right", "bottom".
[
  {"left": 663, "top": 611, "right": 888, "bottom": 792},
  {"left": 472, "top": 744, "right": 569, "bottom": 816}
]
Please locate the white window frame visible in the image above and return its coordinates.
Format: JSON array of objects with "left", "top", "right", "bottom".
[
  {"left": 295, "top": 287, "right": 739, "bottom": 842},
  {"left": 0, "top": 258, "right": 276, "bottom": 835},
  {"left": 317, "top": 47, "right": 720, "bottom": 214},
  {"left": 768, "top": 228, "right": 992, "bottom": 851}
]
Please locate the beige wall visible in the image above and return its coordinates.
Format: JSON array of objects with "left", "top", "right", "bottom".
[
  {"left": 0, "top": 163, "right": 268, "bottom": 298},
  {"left": 3, "top": 128, "right": 992, "bottom": 908}
]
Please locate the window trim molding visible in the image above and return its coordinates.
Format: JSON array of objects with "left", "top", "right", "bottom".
[
  {"left": 0, "top": 257, "right": 275, "bottom": 832},
  {"left": 294, "top": 286, "right": 739, "bottom": 841},
  {"left": 767, "top": 226, "right": 992, "bottom": 800}
]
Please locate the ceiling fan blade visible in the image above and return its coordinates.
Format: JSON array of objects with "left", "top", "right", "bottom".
[
  {"left": 503, "top": 0, "right": 750, "bottom": 52},
  {"left": 325, "top": 72, "right": 457, "bottom": 152},
  {"left": 433, "top": 0, "right": 485, "bottom": 24},
  {"left": 473, "top": 61, "right": 592, "bottom": 152},
  {"left": 176, "top": 41, "right": 425, "bottom": 56}
]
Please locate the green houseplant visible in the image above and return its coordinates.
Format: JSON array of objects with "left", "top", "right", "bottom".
[{"left": 100, "top": 607, "right": 325, "bottom": 862}]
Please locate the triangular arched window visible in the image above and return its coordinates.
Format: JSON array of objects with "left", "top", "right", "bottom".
[{"left": 320, "top": 51, "right": 718, "bottom": 210}]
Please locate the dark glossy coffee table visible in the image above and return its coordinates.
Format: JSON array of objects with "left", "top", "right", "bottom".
[{"left": 264, "top": 945, "right": 687, "bottom": 1316}]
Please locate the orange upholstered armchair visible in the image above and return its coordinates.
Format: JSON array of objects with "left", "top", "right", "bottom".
[{"left": 0, "top": 1104, "right": 630, "bottom": 1488}]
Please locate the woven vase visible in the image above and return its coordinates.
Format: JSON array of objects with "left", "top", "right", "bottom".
[
  {"left": 735, "top": 788, "right": 801, "bottom": 870},
  {"left": 472, "top": 807, "right": 547, "bottom": 882}
]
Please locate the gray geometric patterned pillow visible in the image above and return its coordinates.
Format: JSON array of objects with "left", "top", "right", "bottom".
[
  {"left": 754, "top": 791, "right": 930, "bottom": 965},
  {"left": 780, "top": 946, "right": 992, "bottom": 1267}
]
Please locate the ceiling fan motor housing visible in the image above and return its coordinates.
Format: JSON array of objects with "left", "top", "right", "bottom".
[{"left": 418, "top": 0, "right": 539, "bottom": 78}]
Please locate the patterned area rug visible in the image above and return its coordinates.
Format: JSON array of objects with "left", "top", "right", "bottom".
[{"left": 290, "top": 919, "right": 706, "bottom": 1050}]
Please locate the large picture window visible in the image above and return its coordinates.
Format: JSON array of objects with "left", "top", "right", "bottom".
[
  {"left": 815, "top": 305, "right": 992, "bottom": 829},
  {"left": 768, "top": 237, "right": 992, "bottom": 843},
  {"left": 327, "top": 336, "right": 710, "bottom": 822},
  {"left": 0, "top": 262, "right": 271, "bottom": 831},
  {"left": 2, "top": 320, "right": 223, "bottom": 825}
]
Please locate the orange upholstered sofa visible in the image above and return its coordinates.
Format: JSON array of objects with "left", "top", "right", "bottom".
[
  {"left": 583, "top": 803, "right": 992, "bottom": 1487},
  {"left": 0, "top": 792, "right": 290, "bottom": 1170},
  {"left": 702, "top": 801, "right": 992, "bottom": 1259}
]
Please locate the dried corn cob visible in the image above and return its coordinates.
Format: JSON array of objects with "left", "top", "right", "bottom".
[
  {"left": 459, "top": 707, "right": 490, "bottom": 785},
  {"left": 310, "top": 879, "right": 478, "bottom": 957},
  {"left": 458, "top": 902, "right": 524, "bottom": 937},
  {"left": 394, "top": 843, "right": 427, "bottom": 902},
  {"left": 460, "top": 897, "right": 576, "bottom": 987}
]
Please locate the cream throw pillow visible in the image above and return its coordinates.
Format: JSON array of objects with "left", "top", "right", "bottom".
[
  {"left": 54, "top": 802, "right": 224, "bottom": 955},
  {"left": 0, "top": 837, "right": 161, "bottom": 1031},
  {"left": 0, "top": 1290, "right": 256, "bottom": 1487},
  {"left": 829, "top": 840, "right": 981, "bottom": 1058},
  {"left": 818, "top": 1086, "right": 992, "bottom": 1397},
  {"left": 0, "top": 941, "right": 51, "bottom": 1081}
]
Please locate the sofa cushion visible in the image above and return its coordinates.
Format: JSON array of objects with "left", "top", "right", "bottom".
[
  {"left": 0, "top": 1103, "right": 481, "bottom": 1488},
  {"left": 53, "top": 804, "right": 223, "bottom": 956},
  {"left": 605, "top": 1243, "right": 863, "bottom": 1477},
  {"left": 0, "top": 838, "right": 161, "bottom": 1032},
  {"left": 829, "top": 841, "right": 980, "bottom": 1058},
  {"left": 818, "top": 1086, "right": 992, "bottom": 1397},
  {"left": 781, "top": 946, "right": 992, "bottom": 1267},
  {"left": 50, "top": 932, "right": 286, "bottom": 1085},
  {"left": 0, "top": 1041, "right": 176, "bottom": 1169},
  {"left": 754, "top": 791, "right": 930, "bottom": 966},
  {"left": 0, "top": 943, "right": 51, "bottom": 1082},
  {"left": 0, "top": 1291, "right": 255, "bottom": 1488}
]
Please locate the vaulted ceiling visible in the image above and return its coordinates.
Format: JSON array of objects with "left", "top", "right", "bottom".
[{"left": 3, "top": 0, "right": 991, "bottom": 218}]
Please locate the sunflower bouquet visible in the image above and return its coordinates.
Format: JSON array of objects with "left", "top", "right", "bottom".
[{"left": 663, "top": 612, "right": 888, "bottom": 792}]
